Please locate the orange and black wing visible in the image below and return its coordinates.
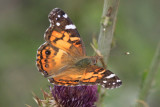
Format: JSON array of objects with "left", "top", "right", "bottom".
[
  {"left": 48, "top": 67, "right": 85, "bottom": 86},
  {"left": 36, "top": 42, "right": 72, "bottom": 77},
  {"left": 80, "top": 66, "right": 122, "bottom": 89},
  {"left": 48, "top": 65, "right": 122, "bottom": 89},
  {"left": 45, "top": 8, "right": 86, "bottom": 56},
  {"left": 36, "top": 8, "right": 86, "bottom": 78}
]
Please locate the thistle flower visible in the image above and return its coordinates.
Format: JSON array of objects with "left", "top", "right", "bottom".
[
  {"left": 52, "top": 85, "right": 98, "bottom": 107},
  {"left": 32, "top": 85, "right": 98, "bottom": 107}
]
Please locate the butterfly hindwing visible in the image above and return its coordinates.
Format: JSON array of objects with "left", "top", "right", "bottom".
[
  {"left": 36, "top": 42, "right": 72, "bottom": 77},
  {"left": 48, "top": 65, "right": 122, "bottom": 89},
  {"left": 80, "top": 66, "right": 122, "bottom": 89},
  {"left": 48, "top": 67, "right": 85, "bottom": 86}
]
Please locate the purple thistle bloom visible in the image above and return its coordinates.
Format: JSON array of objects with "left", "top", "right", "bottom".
[{"left": 51, "top": 85, "right": 98, "bottom": 107}]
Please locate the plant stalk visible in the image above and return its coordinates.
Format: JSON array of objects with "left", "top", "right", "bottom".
[
  {"left": 136, "top": 42, "right": 160, "bottom": 107},
  {"left": 97, "top": 0, "right": 120, "bottom": 106},
  {"left": 98, "top": 0, "right": 120, "bottom": 63}
]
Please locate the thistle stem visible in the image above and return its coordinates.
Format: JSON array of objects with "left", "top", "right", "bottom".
[
  {"left": 97, "top": 0, "right": 120, "bottom": 106},
  {"left": 98, "top": 0, "right": 120, "bottom": 63}
]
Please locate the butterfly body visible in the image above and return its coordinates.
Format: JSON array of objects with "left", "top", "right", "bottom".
[
  {"left": 36, "top": 8, "right": 122, "bottom": 89},
  {"left": 74, "top": 56, "right": 98, "bottom": 68}
]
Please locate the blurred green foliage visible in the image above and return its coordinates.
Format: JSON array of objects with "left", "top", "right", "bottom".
[{"left": 0, "top": 0, "right": 160, "bottom": 107}]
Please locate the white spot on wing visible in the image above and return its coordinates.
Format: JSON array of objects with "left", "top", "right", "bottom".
[
  {"left": 103, "top": 80, "right": 107, "bottom": 83},
  {"left": 56, "top": 22, "right": 60, "bottom": 26},
  {"left": 58, "top": 15, "right": 60, "bottom": 18},
  {"left": 106, "top": 74, "right": 115, "bottom": 79},
  {"left": 63, "top": 14, "right": 68, "bottom": 18},
  {"left": 117, "top": 80, "right": 121, "bottom": 82},
  {"left": 65, "top": 24, "right": 76, "bottom": 29}
]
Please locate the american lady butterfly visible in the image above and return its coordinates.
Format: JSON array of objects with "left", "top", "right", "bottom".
[{"left": 36, "top": 8, "right": 122, "bottom": 89}]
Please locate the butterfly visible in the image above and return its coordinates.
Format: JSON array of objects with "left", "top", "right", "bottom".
[{"left": 36, "top": 8, "right": 122, "bottom": 89}]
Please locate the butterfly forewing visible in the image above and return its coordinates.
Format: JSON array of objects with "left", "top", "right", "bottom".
[
  {"left": 37, "top": 8, "right": 86, "bottom": 77},
  {"left": 45, "top": 8, "right": 86, "bottom": 56}
]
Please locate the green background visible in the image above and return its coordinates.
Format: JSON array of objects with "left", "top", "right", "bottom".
[{"left": 0, "top": 0, "right": 160, "bottom": 107}]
